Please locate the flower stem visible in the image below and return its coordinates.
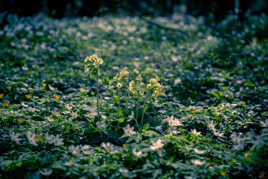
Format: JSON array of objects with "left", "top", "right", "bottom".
[
  {"left": 141, "top": 91, "right": 149, "bottom": 126},
  {"left": 141, "top": 99, "right": 146, "bottom": 126},
  {"left": 97, "top": 66, "right": 100, "bottom": 119},
  {"left": 135, "top": 99, "right": 139, "bottom": 128}
]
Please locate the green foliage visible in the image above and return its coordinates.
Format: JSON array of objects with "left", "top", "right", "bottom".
[{"left": 0, "top": 13, "right": 267, "bottom": 178}]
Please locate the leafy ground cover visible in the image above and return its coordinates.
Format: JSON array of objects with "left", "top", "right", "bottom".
[{"left": 0, "top": 13, "right": 268, "bottom": 178}]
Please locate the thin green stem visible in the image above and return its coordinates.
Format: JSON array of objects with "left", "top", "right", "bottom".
[
  {"left": 141, "top": 91, "right": 149, "bottom": 126},
  {"left": 135, "top": 99, "right": 139, "bottom": 128},
  {"left": 97, "top": 66, "right": 100, "bottom": 119},
  {"left": 126, "top": 73, "right": 130, "bottom": 113}
]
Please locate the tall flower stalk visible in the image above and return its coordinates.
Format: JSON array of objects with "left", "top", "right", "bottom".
[
  {"left": 128, "top": 76, "right": 163, "bottom": 129},
  {"left": 84, "top": 54, "right": 103, "bottom": 119},
  {"left": 96, "top": 65, "right": 100, "bottom": 118}
]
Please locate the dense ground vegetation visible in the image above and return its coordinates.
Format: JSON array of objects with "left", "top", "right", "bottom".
[{"left": 0, "top": 13, "right": 268, "bottom": 178}]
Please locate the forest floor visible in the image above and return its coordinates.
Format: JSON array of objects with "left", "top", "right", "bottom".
[{"left": 0, "top": 14, "right": 268, "bottom": 178}]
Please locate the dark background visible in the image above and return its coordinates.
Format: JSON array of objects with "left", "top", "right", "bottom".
[{"left": 0, "top": 0, "right": 267, "bottom": 18}]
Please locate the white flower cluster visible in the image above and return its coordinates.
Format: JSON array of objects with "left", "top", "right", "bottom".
[
  {"left": 193, "top": 148, "right": 206, "bottom": 154},
  {"left": 208, "top": 121, "right": 224, "bottom": 137},
  {"left": 101, "top": 142, "right": 118, "bottom": 154},
  {"left": 45, "top": 133, "right": 64, "bottom": 146},
  {"left": 26, "top": 132, "right": 38, "bottom": 146},
  {"left": 123, "top": 124, "right": 136, "bottom": 136},
  {"left": 69, "top": 145, "right": 80, "bottom": 155},
  {"left": 165, "top": 116, "right": 183, "bottom": 135},
  {"left": 69, "top": 145, "right": 94, "bottom": 155},
  {"left": 9, "top": 131, "right": 21, "bottom": 144},
  {"left": 132, "top": 148, "right": 142, "bottom": 157},
  {"left": 22, "top": 132, "right": 64, "bottom": 146},
  {"left": 191, "top": 129, "right": 202, "bottom": 136},
  {"left": 260, "top": 119, "right": 268, "bottom": 128},
  {"left": 191, "top": 159, "right": 206, "bottom": 165},
  {"left": 150, "top": 139, "right": 164, "bottom": 151},
  {"left": 231, "top": 132, "right": 245, "bottom": 150},
  {"left": 165, "top": 116, "right": 183, "bottom": 127}
]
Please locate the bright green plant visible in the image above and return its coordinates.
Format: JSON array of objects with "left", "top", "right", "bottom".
[
  {"left": 84, "top": 56, "right": 164, "bottom": 131},
  {"left": 106, "top": 68, "right": 164, "bottom": 131}
]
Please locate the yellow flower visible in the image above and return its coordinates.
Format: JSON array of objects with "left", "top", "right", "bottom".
[
  {"left": 98, "top": 58, "right": 103, "bottom": 65},
  {"left": 148, "top": 78, "right": 162, "bottom": 97},
  {"left": 219, "top": 170, "right": 227, "bottom": 176},
  {"left": 220, "top": 104, "right": 225, "bottom": 110},
  {"left": 152, "top": 89, "right": 162, "bottom": 97},
  {"left": 116, "top": 83, "right": 123, "bottom": 88},
  {"left": 113, "top": 76, "right": 118, "bottom": 81},
  {"left": 118, "top": 69, "right": 129, "bottom": 81},
  {"left": 91, "top": 54, "right": 98, "bottom": 60},
  {"left": 2, "top": 101, "right": 9, "bottom": 107},
  {"left": 0, "top": 93, "right": 4, "bottom": 99},
  {"left": 133, "top": 69, "right": 139, "bottom": 74},
  {"left": 120, "top": 69, "right": 129, "bottom": 76},
  {"left": 17, "top": 118, "right": 24, "bottom": 124},
  {"left": 28, "top": 89, "right": 33, "bottom": 93},
  {"left": 85, "top": 67, "right": 90, "bottom": 73},
  {"left": 93, "top": 61, "right": 99, "bottom": 66},
  {"left": 7, "top": 86, "right": 12, "bottom": 90},
  {"left": 92, "top": 58, "right": 103, "bottom": 66},
  {"left": 27, "top": 71, "right": 33, "bottom": 75},
  {"left": 150, "top": 78, "right": 158, "bottom": 84},
  {"left": 139, "top": 89, "right": 144, "bottom": 96},
  {"left": 55, "top": 95, "right": 59, "bottom": 100},
  {"left": 113, "top": 95, "right": 119, "bottom": 100},
  {"left": 244, "top": 152, "right": 251, "bottom": 157},
  {"left": 85, "top": 54, "right": 103, "bottom": 65},
  {"left": 26, "top": 94, "right": 31, "bottom": 99},
  {"left": 35, "top": 135, "right": 43, "bottom": 142},
  {"left": 136, "top": 74, "right": 142, "bottom": 81},
  {"left": 84, "top": 56, "right": 90, "bottom": 63},
  {"left": 84, "top": 54, "right": 103, "bottom": 74},
  {"left": 128, "top": 81, "right": 136, "bottom": 95},
  {"left": 42, "top": 83, "right": 47, "bottom": 87}
]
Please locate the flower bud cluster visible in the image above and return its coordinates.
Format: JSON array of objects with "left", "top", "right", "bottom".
[
  {"left": 147, "top": 78, "right": 162, "bottom": 97},
  {"left": 84, "top": 54, "right": 103, "bottom": 75}
]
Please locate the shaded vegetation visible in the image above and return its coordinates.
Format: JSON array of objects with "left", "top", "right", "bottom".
[{"left": 0, "top": 13, "right": 268, "bottom": 178}]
